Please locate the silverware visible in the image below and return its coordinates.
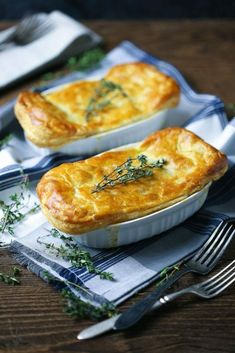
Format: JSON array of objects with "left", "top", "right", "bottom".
[
  {"left": 77, "top": 220, "right": 235, "bottom": 339},
  {"left": 0, "top": 13, "right": 53, "bottom": 50},
  {"left": 114, "top": 220, "right": 235, "bottom": 330},
  {"left": 78, "top": 259, "right": 235, "bottom": 340}
]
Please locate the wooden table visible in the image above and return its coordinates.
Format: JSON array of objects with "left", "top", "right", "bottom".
[{"left": 0, "top": 20, "right": 235, "bottom": 353}]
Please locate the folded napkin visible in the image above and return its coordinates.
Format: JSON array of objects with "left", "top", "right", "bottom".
[
  {"left": 0, "top": 41, "right": 234, "bottom": 308},
  {"left": 0, "top": 11, "right": 102, "bottom": 90}
]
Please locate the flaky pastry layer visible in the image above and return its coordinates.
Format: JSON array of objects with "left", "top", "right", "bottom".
[
  {"left": 36, "top": 127, "right": 228, "bottom": 235},
  {"left": 14, "top": 62, "right": 180, "bottom": 148}
]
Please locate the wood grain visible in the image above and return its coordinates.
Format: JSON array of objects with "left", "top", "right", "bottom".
[{"left": 0, "top": 20, "right": 235, "bottom": 353}]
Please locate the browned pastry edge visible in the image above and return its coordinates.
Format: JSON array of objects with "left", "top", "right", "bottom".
[
  {"left": 14, "top": 62, "right": 180, "bottom": 148},
  {"left": 36, "top": 127, "right": 228, "bottom": 235},
  {"left": 14, "top": 91, "right": 88, "bottom": 147}
]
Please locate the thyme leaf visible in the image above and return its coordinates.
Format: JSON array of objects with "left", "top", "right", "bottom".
[
  {"left": 66, "top": 47, "right": 105, "bottom": 71},
  {"left": 0, "top": 177, "right": 40, "bottom": 235},
  {"left": 38, "top": 229, "right": 115, "bottom": 281},
  {"left": 0, "top": 267, "right": 21, "bottom": 285},
  {"left": 39, "top": 47, "right": 105, "bottom": 85},
  {"left": 62, "top": 290, "right": 117, "bottom": 320},
  {"left": 92, "top": 155, "right": 166, "bottom": 193},
  {"left": 225, "top": 103, "right": 235, "bottom": 120},
  {"left": 0, "top": 134, "right": 12, "bottom": 151},
  {"left": 156, "top": 263, "right": 181, "bottom": 287},
  {"left": 43, "top": 271, "right": 117, "bottom": 320},
  {"left": 85, "top": 79, "right": 128, "bottom": 121}
]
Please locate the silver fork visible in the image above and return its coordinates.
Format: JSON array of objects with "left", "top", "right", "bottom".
[
  {"left": 0, "top": 13, "right": 53, "bottom": 50},
  {"left": 113, "top": 220, "right": 235, "bottom": 330},
  {"left": 78, "top": 260, "right": 235, "bottom": 340},
  {"left": 154, "top": 259, "right": 235, "bottom": 307}
]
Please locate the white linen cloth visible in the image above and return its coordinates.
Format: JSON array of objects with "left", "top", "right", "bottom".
[
  {"left": 0, "top": 11, "right": 102, "bottom": 89},
  {"left": 0, "top": 41, "right": 234, "bottom": 307}
]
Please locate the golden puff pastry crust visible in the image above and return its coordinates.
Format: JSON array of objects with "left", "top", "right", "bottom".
[
  {"left": 36, "top": 127, "right": 228, "bottom": 235},
  {"left": 14, "top": 62, "right": 180, "bottom": 148}
]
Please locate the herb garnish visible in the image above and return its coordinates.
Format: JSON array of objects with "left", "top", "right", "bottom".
[
  {"left": 62, "top": 290, "right": 117, "bottom": 320},
  {"left": 39, "top": 47, "right": 105, "bottom": 84},
  {"left": 38, "top": 229, "right": 114, "bottom": 281},
  {"left": 0, "top": 134, "right": 12, "bottom": 151},
  {"left": 0, "top": 266, "right": 21, "bottom": 285},
  {"left": 225, "top": 103, "right": 235, "bottom": 120},
  {"left": 92, "top": 154, "right": 166, "bottom": 193},
  {"left": 44, "top": 271, "right": 117, "bottom": 320},
  {"left": 156, "top": 264, "right": 181, "bottom": 287},
  {"left": 66, "top": 47, "right": 105, "bottom": 71},
  {"left": 0, "top": 177, "right": 40, "bottom": 236},
  {"left": 85, "top": 79, "right": 128, "bottom": 121}
]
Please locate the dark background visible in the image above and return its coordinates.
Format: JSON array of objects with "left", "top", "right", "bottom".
[{"left": 1, "top": 0, "right": 235, "bottom": 19}]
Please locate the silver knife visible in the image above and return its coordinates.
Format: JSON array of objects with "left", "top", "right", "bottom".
[
  {"left": 78, "top": 267, "right": 185, "bottom": 340},
  {"left": 78, "top": 299, "right": 163, "bottom": 340}
]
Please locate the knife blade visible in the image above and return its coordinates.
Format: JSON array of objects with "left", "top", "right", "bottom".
[
  {"left": 77, "top": 266, "right": 187, "bottom": 340},
  {"left": 77, "top": 314, "right": 121, "bottom": 340},
  {"left": 77, "top": 298, "right": 164, "bottom": 340}
]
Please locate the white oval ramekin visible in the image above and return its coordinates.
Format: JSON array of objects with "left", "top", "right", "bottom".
[
  {"left": 73, "top": 183, "right": 211, "bottom": 248},
  {"left": 27, "top": 75, "right": 173, "bottom": 156}
]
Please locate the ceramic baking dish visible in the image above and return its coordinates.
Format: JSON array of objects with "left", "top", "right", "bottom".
[
  {"left": 73, "top": 182, "right": 211, "bottom": 249},
  {"left": 27, "top": 76, "right": 172, "bottom": 156}
]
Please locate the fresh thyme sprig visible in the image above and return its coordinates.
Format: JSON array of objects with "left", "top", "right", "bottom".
[
  {"left": 0, "top": 178, "right": 40, "bottom": 235},
  {"left": 0, "top": 267, "right": 21, "bottom": 285},
  {"left": 156, "top": 263, "right": 181, "bottom": 288},
  {"left": 37, "top": 229, "right": 114, "bottom": 281},
  {"left": 92, "top": 154, "right": 166, "bottom": 193},
  {"left": 85, "top": 78, "right": 128, "bottom": 121},
  {"left": 0, "top": 134, "right": 12, "bottom": 151},
  {"left": 43, "top": 271, "right": 117, "bottom": 320},
  {"left": 62, "top": 289, "right": 117, "bottom": 320},
  {"left": 66, "top": 47, "right": 105, "bottom": 71},
  {"left": 39, "top": 47, "right": 105, "bottom": 85},
  {"left": 225, "top": 103, "right": 235, "bottom": 120}
]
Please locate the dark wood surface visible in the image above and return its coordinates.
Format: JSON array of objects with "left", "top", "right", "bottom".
[{"left": 0, "top": 20, "right": 235, "bottom": 353}]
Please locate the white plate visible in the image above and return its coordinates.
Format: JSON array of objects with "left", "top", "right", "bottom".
[{"left": 72, "top": 182, "right": 211, "bottom": 248}]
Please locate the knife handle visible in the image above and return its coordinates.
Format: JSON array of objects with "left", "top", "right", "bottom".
[{"left": 114, "top": 266, "right": 189, "bottom": 330}]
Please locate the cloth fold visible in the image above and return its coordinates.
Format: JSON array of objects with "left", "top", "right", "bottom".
[
  {"left": 0, "top": 11, "right": 102, "bottom": 90},
  {"left": 0, "top": 41, "right": 234, "bottom": 307}
]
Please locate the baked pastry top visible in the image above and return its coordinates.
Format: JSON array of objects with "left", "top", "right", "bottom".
[
  {"left": 36, "top": 127, "right": 228, "bottom": 235},
  {"left": 14, "top": 62, "right": 180, "bottom": 148}
]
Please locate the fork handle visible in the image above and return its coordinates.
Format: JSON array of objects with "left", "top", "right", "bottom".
[
  {"left": 114, "top": 266, "right": 189, "bottom": 330},
  {"left": 151, "top": 287, "right": 190, "bottom": 311}
]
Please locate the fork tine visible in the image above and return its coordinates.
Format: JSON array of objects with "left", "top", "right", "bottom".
[
  {"left": 192, "top": 221, "right": 226, "bottom": 261},
  {"left": 26, "top": 22, "right": 52, "bottom": 42},
  {"left": 207, "top": 268, "right": 235, "bottom": 293},
  {"left": 198, "top": 223, "right": 234, "bottom": 264},
  {"left": 16, "top": 14, "right": 52, "bottom": 44},
  {"left": 205, "top": 227, "right": 235, "bottom": 267},
  {"left": 207, "top": 276, "right": 235, "bottom": 297},
  {"left": 199, "top": 223, "right": 232, "bottom": 263},
  {"left": 203, "top": 262, "right": 235, "bottom": 290},
  {"left": 199, "top": 260, "right": 235, "bottom": 286},
  {"left": 205, "top": 269, "right": 235, "bottom": 296}
]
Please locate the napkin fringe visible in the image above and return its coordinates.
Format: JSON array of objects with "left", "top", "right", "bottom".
[
  {"left": 11, "top": 248, "right": 45, "bottom": 279},
  {"left": 10, "top": 241, "right": 112, "bottom": 307}
]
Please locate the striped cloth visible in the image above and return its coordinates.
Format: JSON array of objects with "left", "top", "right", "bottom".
[{"left": 0, "top": 41, "right": 234, "bottom": 307}]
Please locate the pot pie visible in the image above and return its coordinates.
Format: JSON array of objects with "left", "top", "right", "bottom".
[
  {"left": 37, "top": 127, "right": 228, "bottom": 234},
  {"left": 14, "top": 62, "right": 180, "bottom": 148}
]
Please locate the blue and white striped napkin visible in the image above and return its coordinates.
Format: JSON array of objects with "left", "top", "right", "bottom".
[{"left": 0, "top": 41, "right": 235, "bottom": 307}]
